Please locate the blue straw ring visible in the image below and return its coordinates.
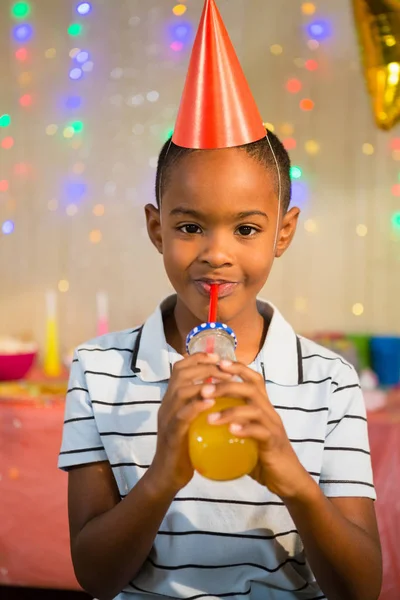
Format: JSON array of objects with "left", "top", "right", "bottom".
[{"left": 186, "top": 322, "right": 237, "bottom": 353}]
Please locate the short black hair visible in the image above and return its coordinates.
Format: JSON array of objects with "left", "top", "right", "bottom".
[{"left": 155, "top": 128, "right": 292, "bottom": 212}]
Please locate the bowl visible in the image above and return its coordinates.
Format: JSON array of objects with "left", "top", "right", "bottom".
[{"left": 0, "top": 351, "right": 37, "bottom": 381}]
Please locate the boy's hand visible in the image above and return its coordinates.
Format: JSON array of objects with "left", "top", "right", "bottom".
[
  {"left": 203, "top": 360, "right": 312, "bottom": 499},
  {"left": 149, "top": 353, "right": 233, "bottom": 495}
]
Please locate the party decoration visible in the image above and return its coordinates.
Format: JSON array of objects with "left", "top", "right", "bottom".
[
  {"left": 352, "top": 0, "right": 400, "bottom": 129},
  {"left": 43, "top": 291, "right": 61, "bottom": 377},
  {"left": 172, "top": 0, "right": 266, "bottom": 149}
]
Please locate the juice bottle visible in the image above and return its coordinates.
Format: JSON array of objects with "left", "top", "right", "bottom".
[{"left": 186, "top": 323, "right": 258, "bottom": 481}]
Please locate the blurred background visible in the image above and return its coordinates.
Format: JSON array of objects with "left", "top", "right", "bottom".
[{"left": 0, "top": 1, "right": 399, "bottom": 599}]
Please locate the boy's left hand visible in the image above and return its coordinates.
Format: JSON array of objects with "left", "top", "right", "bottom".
[{"left": 202, "top": 360, "right": 313, "bottom": 500}]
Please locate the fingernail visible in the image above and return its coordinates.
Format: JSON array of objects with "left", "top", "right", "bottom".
[
  {"left": 201, "top": 384, "right": 216, "bottom": 397},
  {"left": 203, "top": 399, "right": 215, "bottom": 408},
  {"left": 230, "top": 423, "right": 243, "bottom": 433},
  {"left": 220, "top": 360, "right": 232, "bottom": 367},
  {"left": 208, "top": 412, "right": 221, "bottom": 424}
]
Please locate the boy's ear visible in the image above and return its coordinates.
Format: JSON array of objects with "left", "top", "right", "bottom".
[
  {"left": 145, "top": 204, "right": 163, "bottom": 254},
  {"left": 275, "top": 207, "right": 300, "bottom": 258}
]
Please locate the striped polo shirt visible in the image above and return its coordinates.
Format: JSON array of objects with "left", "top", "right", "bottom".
[{"left": 59, "top": 295, "right": 376, "bottom": 600}]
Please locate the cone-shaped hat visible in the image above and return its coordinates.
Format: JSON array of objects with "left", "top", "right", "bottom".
[{"left": 172, "top": 0, "right": 266, "bottom": 149}]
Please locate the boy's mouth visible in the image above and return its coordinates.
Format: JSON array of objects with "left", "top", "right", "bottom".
[{"left": 193, "top": 279, "right": 238, "bottom": 299}]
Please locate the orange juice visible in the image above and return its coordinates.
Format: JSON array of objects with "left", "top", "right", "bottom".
[{"left": 189, "top": 397, "right": 258, "bottom": 481}]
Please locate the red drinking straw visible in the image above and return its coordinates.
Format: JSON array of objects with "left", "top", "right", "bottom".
[{"left": 206, "top": 284, "right": 219, "bottom": 355}]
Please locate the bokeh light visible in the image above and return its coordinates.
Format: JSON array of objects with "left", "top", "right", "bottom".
[
  {"left": 18, "top": 71, "right": 32, "bottom": 86},
  {"left": 302, "top": 3, "right": 316, "bottom": 16},
  {"left": 66, "top": 96, "right": 82, "bottom": 109},
  {"left": 69, "top": 67, "right": 83, "bottom": 80},
  {"left": 66, "top": 203, "right": 79, "bottom": 216},
  {"left": 58, "top": 279, "right": 70, "bottom": 292},
  {"left": 76, "top": 50, "right": 89, "bottom": 63},
  {"left": 290, "top": 166, "right": 302, "bottom": 179},
  {"left": 170, "top": 41, "right": 184, "bottom": 52},
  {"left": 307, "top": 39, "right": 320, "bottom": 50},
  {"left": 352, "top": 303, "right": 364, "bottom": 316},
  {"left": 69, "top": 48, "right": 81, "bottom": 58},
  {"left": 281, "top": 123, "right": 294, "bottom": 136},
  {"left": 173, "top": 4, "right": 187, "bottom": 16},
  {"left": 2, "top": 220, "right": 15, "bottom": 235},
  {"left": 93, "top": 204, "right": 105, "bottom": 216},
  {"left": 1, "top": 137, "right": 15, "bottom": 149},
  {"left": 76, "top": 2, "right": 92, "bottom": 15},
  {"left": 12, "top": 2, "right": 31, "bottom": 19},
  {"left": 0, "top": 180, "right": 9, "bottom": 192},
  {"left": 13, "top": 23, "right": 33, "bottom": 42},
  {"left": 15, "top": 47, "right": 28, "bottom": 61},
  {"left": 307, "top": 20, "right": 332, "bottom": 41},
  {"left": 46, "top": 124, "right": 58, "bottom": 136},
  {"left": 305, "top": 59, "right": 318, "bottom": 71},
  {"left": 283, "top": 137, "right": 297, "bottom": 150},
  {"left": 392, "top": 212, "right": 400, "bottom": 230},
  {"left": 90, "top": 229, "right": 102, "bottom": 243},
  {"left": 305, "top": 139, "right": 320, "bottom": 155},
  {"left": 19, "top": 94, "right": 32, "bottom": 107},
  {"left": 270, "top": 44, "right": 283, "bottom": 55},
  {"left": 63, "top": 127, "right": 75, "bottom": 139},
  {"left": 171, "top": 22, "right": 192, "bottom": 41},
  {"left": 71, "top": 120, "right": 84, "bottom": 133},
  {"left": 286, "top": 78, "right": 302, "bottom": 93},
  {"left": 14, "top": 162, "right": 29, "bottom": 176},
  {"left": 292, "top": 181, "right": 308, "bottom": 208},
  {"left": 68, "top": 24, "right": 83, "bottom": 37},
  {"left": 304, "top": 219, "right": 318, "bottom": 233},
  {"left": 66, "top": 181, "right": 87, "bottom": 199},
  {"left": 356, "top": 224, "right": 368, "bottom": 237},
  {"left": 362, "top": 143, "right": 374, "bottom": 155},
  {"left": 45, "top": 48, "right": 56, "bottom": 58},
  {"left": 391, "top": 184, "right": 400, "bottom": 196},
  {"left": 300, "top": 98, "right": 315, "bottom": 111},
  {"left": 0, "top": 114, "right": 11, "bottom": 127}
]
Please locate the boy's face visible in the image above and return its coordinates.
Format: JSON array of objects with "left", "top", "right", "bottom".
[{"left": 146, "top": 148, "right": 299, "bottom": 324}]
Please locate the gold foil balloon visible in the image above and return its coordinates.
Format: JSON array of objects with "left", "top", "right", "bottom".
[{"left": 353, "top": 0, "right": 400, "bottom": 129}]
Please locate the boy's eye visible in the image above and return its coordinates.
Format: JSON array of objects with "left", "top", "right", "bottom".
[
  {"left": 237, "top": 225, "right": 258, "bottom": 237},
  {"left": 178, "top": 224, "right": 202, "bottom": 234}
]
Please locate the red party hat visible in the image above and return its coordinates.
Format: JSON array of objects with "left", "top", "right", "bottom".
[{"left": 172, "top": 0, "right": 266, "bottom": 149}]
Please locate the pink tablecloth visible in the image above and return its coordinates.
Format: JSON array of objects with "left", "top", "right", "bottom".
[{"left": 0, "top": 394, "right": 399, "bottom": 596}]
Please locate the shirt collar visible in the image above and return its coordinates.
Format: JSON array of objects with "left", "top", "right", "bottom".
[{"left": 131, "top": 295, "right": 302, "bottom": 386}]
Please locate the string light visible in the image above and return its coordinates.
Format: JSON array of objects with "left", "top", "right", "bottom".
[
  {"left": 270, "top": 44, "right": 283, "bottom": 55},
  {"left": 2, "top": 220, "right": 15, "bottom": 235},
  {"left": 283, "top": 137, "right": 297, "bottom": 150},
  {"left": 173, "top": 4, "right": 187, "bottom": 16},
  {"left": 305, "top": 59, "right": 318, "bottom": 71},
  {"left": 392, "top": 212, "right": 400, "bottom": 230},
  {"left": 0, "top": 114, "right": 11, "bottom": 127},
  {"left": 13, "top": 23, "right": 33, "bottom": 42},
  {"left": 300, "top": 98, "right": 315, "bottom": 111},
  {"left": 290, "top": 166, "right": 302, "bottom": 179},
  {"left": 1, "top": 137, "right": 15, "bottom": 149},
  {"left": 356, "top": 224, "right": 368, "bottom": 237},
  {"left": 286, "top": 78, "right": 302, "bottom": 93},
  {"left": 12, "top": 2, "right": 31, "bottom": 19},
  {"left": 362, "top": 143, "right": 374, "bottom": 155},
  {"left": 15, "top": 47, "right": 28, "bottom": 61},
  {"left": 76, "top": 2, "right": 92, "bottom": 15},
  {"left": 19, "top": 94, "right": 32, "bottom": 107},
  {"left": 307, "top": 20, "right": 332, "bottom": 41},
  {"left": 352, "top": 303, "right": 364, "bottom": 316},
  {"left": 58, "top": 279, "right": 70, "bottom": 292}
]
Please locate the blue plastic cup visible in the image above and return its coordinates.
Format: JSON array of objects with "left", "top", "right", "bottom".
[{"left": 370, "top": 336, "right": 400, "bottom": 387}]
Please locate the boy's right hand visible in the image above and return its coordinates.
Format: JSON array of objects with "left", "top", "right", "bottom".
[{"left": 148, "top": 352, "right": 230, "bottom": 495}]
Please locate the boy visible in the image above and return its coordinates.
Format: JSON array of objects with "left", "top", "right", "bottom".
[{"left": 59, "top": 2, "right": 382, "bottom": 599}]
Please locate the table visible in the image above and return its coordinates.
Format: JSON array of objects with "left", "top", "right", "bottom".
[{"left": 0, "top": 388, "right": 399, "bottom": 597}]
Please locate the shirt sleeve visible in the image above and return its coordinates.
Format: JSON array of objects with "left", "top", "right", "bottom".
[
  {"left": 320, "top": 365, "right": 376, "bottom": 500},
  {"left": 58, "top": 351, "right": 107, "bottom": 471}
]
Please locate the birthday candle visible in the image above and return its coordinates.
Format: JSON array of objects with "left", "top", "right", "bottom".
[
  {"left": 96, "top": 291, "right": 109, "bottom": 336},
  {"left": 44, "top": 290, "right": 61, "bottom": 377}
]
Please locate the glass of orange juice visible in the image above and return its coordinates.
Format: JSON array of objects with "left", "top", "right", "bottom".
[{"left": 186, "top": 323, "right": 258, "bottom": 481}]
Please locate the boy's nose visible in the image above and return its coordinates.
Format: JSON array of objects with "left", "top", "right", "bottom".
[{"left": 198, "top": 232, "right": 233, "bottom": 268}]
